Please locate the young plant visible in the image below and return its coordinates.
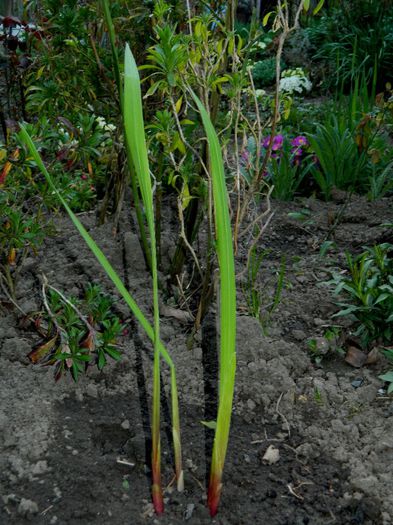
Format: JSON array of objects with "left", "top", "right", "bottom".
[
  {"left": 191, "top": 92, "right": 236, "bottom": 517},
  {"left": 327, "top": 243, "right": 393, "bottom": 348},
  {"left": 243, "top": 247, "right": 286, "bottom": 332},
  {"left": 367, "top": 162, "right": 393, "bottom": 201},
  {"left": 29, "top": 282, "right": 123, "bottom": 381},
  {"left": 307, "top": 117, "right": 368, "bottom": 199},
  {"left": 124, "top": 43, "right": 183, "bottom": 511},
  {"left": 0, "top": 205, "right": 46, "bottom": 299}
]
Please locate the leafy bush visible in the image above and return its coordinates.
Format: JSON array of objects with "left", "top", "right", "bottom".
[
  {"left": 305, "top": 0, "right": 393, "bottom": 91},
  {"left": 328, "top": 243, "right": 393, "bottom": 348},
  {"left": 241, "top": 134, "right": 312, "bottom": 200},
  {"left": 307, "top": 117, "right": 368, "bottom": 198},
  {"left": 252, "top": 58, "right": 286, "bottom": 88}
]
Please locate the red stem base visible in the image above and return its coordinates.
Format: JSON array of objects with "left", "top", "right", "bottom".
[
  {"left": 152, "top": 483, "right": 164, "bottom": 514},
  {"left": 207, "top": 473, "right": 222, "bottom": 517}
]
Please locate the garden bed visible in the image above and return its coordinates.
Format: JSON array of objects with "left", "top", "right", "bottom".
[{"left": 1, "top": 193, "right": 392, "bottom": 525}]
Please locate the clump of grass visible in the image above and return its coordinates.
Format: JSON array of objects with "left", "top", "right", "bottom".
[{"left": 20, "top": 45, "right": 237, "bottom": 519}]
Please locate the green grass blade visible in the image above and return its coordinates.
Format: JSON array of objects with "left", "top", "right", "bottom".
[
  {"left": 124, "top": 44, "right": 183, "bottom": 498},
  {"left": 190, "top": 92, "right": 236, "bottom": 517},
  {"left": 124, "top": 42, "right": 163, "bottom": 513}
]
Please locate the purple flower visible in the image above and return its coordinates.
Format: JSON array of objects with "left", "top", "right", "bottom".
[
  {"left": 262, "top": 137, "right": 270, "bottom": 148},
  {"left": 262, "top": 134, "right": 284, "bottom": 150},
  {"left": 291, "top": 147, "right": 303, "bottom": 157},
  {"left": 291, "top": 135, "right": 308, "bottom": 148},
  {"left": 272, "top": 134, "right": 284, "bottom": 150}
]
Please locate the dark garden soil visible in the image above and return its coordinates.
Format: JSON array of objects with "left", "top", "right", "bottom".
[{"left": 1, "top": 194, "right": 393, "bottom": 525}]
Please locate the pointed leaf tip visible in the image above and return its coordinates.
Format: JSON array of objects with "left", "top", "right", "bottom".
[{"left": 124, "top": 43, "right": 138, "bottom": 79}]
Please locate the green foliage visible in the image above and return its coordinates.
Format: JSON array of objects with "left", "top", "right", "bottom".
[
  {"left": 328, "top": 243, "right": 393, "bottom": 348},
  {"left": 379, "top": 371, "right": 393, "bottom": 395},
  {"left": 307, "top": 117, "right": 368, "bottom": 198},
  {"left": 252, "top": 58, "right": 286, "bottom": 88},
  {"left": 0, "top": 145, "right": 49, "bottom": 298},
  {"left": 243, "top": 248, "right": 286, "bottom": 332},
  {"left": 25, "top": 0, "right": 152, "bottom": 120},
  {"left": 141, "top": 25, "right": 188, "bottom": 95},
  {"left": 12, "top": 115, "right": 116, "bottom": 210},
  {"left": 305, "top": 0, "right": 393, "bottom": 91},
  {"left": 29, "top": 284, "right": 123, "bottom": 381},
  {"left": 269, "top": 146, "right": 312, "bottom": 201},
  {"left": 307, "top": 327, "right": 344, "bottom": 365},
  {"left": 367, "top": 163, "right": 393, "bottom": 201},
  {"left": 0, "top": 205, "right": 46, "bottom": 298}
]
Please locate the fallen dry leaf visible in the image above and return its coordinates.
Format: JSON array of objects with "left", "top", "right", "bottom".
[
  {"left": 365, "top": 347, "right": 379, "bottom": 365},
  {"left": 345, "top": 346, "right": 367, "bottom": 368}
]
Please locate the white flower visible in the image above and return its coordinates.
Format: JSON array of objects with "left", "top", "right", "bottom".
[
  {"left": 96, "top": 116, "right": 106, "bottom": 128},
  {"left": 279, "top": 75, "right": 312, "bottom": 95},
  {"left": 95, "top": 116, "right": 116, "bottom": 133},
  {"left": 255, "top": 89, "right": 266, "bottom": 98}
]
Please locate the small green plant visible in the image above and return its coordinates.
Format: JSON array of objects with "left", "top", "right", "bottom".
[
  {"left": 29, "top": 282, "right": 123, "bottom": 381},
  {"left": 307, "top": 327, "right": 344, "bottom": 365},
  {"left": 308, "top": 338, "right": 323, "bottom": 365},
  {"left": 308, "top": 117, "right": 368, "bottom": 199},
  {"left": 0, "top": 207, "right": 46, "bottom": 299},
  {"left": 327, "top": 243, "right": 393, "bottom": 348},
  {"left": 367, "top": 162, "right": 393, "bottom": 201},
  {"left": 287, "top": 208, "right": 314, "bottom": 226},
  {"left": 314, "top": 387, "right": 324, "bottom": 405},
  {"left": 243, "top": 247, "right": 286, "bottom": 332}
]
